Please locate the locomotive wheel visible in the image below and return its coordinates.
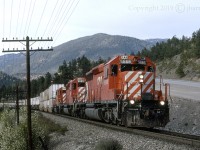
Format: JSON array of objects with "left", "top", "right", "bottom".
[
  {"left": 102, "top": 111, "right": 110, "bottom": 123},
  {"left": 123, "top": 112, "right": 131, "bottom": 128},
  {"left": 111, "top": 113, "right": 117, "bottom": 125}
]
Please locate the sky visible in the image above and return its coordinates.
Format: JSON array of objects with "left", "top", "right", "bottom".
[{"left": 0, "top": 0, "right": 200, "bottom": 55}]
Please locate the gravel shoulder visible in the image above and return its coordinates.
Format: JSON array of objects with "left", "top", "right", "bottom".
[
  {"left": 42, "top": 96, "right": 200, "bottom": 150},
  {"left": 162, "top": 97, "right": 200, "bottom": 136}
]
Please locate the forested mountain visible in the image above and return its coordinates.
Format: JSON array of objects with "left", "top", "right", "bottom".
[
  {"left": 0, "top": 33, "right": 163, "bottom": 77},
  {"left": 30, "top": 56, "right": 105, "bottom": 97},
  {"left": 0, "top": 71, "right": 24, "bottom": 100},
  {"left": 0, "top": 71, "right": 20, "bottom": 87},
  {"left": 138, "top": 29, "right": 200, "bottom": 80}
]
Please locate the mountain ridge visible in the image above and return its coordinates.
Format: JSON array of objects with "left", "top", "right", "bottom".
[{"left": 0, "top": 33, "right": 166, "bottom": 77}]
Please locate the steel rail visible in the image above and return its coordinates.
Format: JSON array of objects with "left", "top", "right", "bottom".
[{"left": 41, "top": 112, "right": 200, "bottom": 148}]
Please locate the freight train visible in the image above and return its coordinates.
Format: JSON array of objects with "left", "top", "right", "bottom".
[{"left": 39, "top": 55, "right": 170, "bottom": 128}]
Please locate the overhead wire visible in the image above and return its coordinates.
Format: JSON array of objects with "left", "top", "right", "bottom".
[
  {"left": 39, "top": 0, "right": 66, "bottom": 48},
  {"left": 53, "top": 0, "right": 81, "bottom": 45},
  {"left": 37, "top": 0, "right": 72, "bottom": 74},
  {"left": 24, "top": 0, "right": 33, "bottom": 36},
  {"left": 26, "top": 0, "right": 37, "bottom": 37},
  {"left": 9, "top": 0, "right": 14, "bottom": 39},
  {"left": 41, "top": 0, "right": 60, "bottom": 38},
  {"left": 20, "top": 0, "right": 27, "bottom": 38},
  {"left": 3, "top": 0, "right": 5, "bottom": 38},
  {"left": 34, "top": 0, "right": 48, "bottom": 37},
  {"left": 43, "top": 0, "right": 66, "bottom": 39},
  {"left": 15, "top": 0, "right": 22, "bottom": 37},
  {"left": 34, "top": 0, "right": 68, "bottom": 74},
  {"left": 31, "top": 0, "right": 49, "bottom": 74},
  {"left": 43, "top": 0, "right": 72, "bottom": 48},
  {"left": 51, "top": 0, "right": 73, "bottom": 39},
  {"left": 41, "top": 0, "right": 81, "bottom": 73}
]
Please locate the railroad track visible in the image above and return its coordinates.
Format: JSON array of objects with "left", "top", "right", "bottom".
[{"left": 42, "top": 112, "right": 200, "bottom": 148}]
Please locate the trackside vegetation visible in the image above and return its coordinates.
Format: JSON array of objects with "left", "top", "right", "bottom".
[
  {"left": 0, "top": 109, "right": 68, "bottom": 150},
  {"left": 95, "top": 138, "right": 123, "bottom": 150}
]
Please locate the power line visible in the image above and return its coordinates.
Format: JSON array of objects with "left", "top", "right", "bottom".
[
  {"left": 44, "top": 0, "right": 66, "bottom": 38},
  {"left": 15, "top": 0, "right": 22, "bottom": 36},
  {"left": 51, "top": 0, "right": 73, "bottom": 38},
  {"left": 39, "top": 0, "right": 61, "bottom": 50},
  {"left": 9, "top": 0, "right": 14, "bottom": 38},
  {"left": 42, "top": 0, "right": 72, "bottom": 48},
  {"left": 3, "top": 0, "right": 5, "bottom": 37},
  {"left": 34, "top": 0, "right": 48, "bottom": 37},
  {"left": 53, "top": 0, "right": 81, "bottom": 45},
  {"left": 26, "top": 0, "right": 37, "bottom": 36},
  {"left": 24, "top": 0, "right": 33, "bottom": 36},
  {"left": 20, "top": 0, "right": 27, "bottom": 35},
  {"left": 41, "top": 0, "right": 59, "bottom": 38}
]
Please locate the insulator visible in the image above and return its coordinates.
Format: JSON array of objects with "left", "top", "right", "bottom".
[
  {"left": 6, "top": 38, "right": 7, "bottom": 40},
  {"left": 2, "top": 38, "right": 4, "bottom": 40}
]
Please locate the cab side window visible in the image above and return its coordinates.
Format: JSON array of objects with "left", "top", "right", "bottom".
[
  {"left": 72, "top": 83, "right": 76, "bottom": 90},
  {"left": 148, "top": 66, "right": 154, "bottom": 72},
  {"left": 111, "top": 64, "right": 118, "bottom": 76}
]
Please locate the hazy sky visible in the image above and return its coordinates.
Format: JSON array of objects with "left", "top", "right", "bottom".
[{"left": 0, "top": 0, "right": 200, "bottom": 55}]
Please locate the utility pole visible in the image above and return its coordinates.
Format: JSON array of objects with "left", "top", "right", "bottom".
[
  {"left": 16, "top": 84, "right": 19, "bottom": 125},
  {"left": 2, "top": 36, "right": 53, "bottom": 150}
]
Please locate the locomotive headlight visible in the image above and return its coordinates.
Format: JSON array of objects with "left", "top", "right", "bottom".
[
  {"left": 139, "top": 74, "right": 144, "bottom": 79},
  {"left": 130, "top": 100, "right": 135, "bottom": 105},
  {"left": 160, "top": 101, "right": 165, "bottom": 106},
  {"left": 139, "top": 74, "right": 144, "bottom": 83}
]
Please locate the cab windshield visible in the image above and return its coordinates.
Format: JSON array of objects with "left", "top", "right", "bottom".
[
  {"left": 78, "top": 82, "right": 85, "bottom": 87},
  {"left": 121, "top": 64, "right": 145, "bottom": 72}
]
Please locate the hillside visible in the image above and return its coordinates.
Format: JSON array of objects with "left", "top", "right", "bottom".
[
  {"left": 156, "top": 55, "right": 200, "bottom": 81},
  {"left": 0, "top": 33, "right": 162, "bottom": 76},
  {"left": 139, "top": 29, "right": 200, "bottom": 81}
]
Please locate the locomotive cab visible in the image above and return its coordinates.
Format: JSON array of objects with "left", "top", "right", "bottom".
[{"left": 107, "top": 55, "right": 169, "bottom": 127}]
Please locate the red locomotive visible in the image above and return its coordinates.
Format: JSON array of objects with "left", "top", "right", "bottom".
[{"left": 53, "top": 55, "right": 169, "bottom": 127}]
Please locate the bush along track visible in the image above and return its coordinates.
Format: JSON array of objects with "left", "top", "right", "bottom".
[{"left": 0, "top": 108, "right": 68, "bottom": 150}]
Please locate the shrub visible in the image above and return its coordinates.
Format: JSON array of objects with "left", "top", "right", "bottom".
[
  {"left": 95, "top": 138, "right": 123, "bottom": 150},
  {"left": 176, "top": 63, "right": 185, "bottom": 78},
  {"left": 0, "top": 109, "right": 46, "bottom": 150}
]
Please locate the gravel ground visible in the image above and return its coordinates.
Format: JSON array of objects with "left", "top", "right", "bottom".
[
  {"left": 42, "top": 97, "right": 200, "bottom": 150},
  {"left": 161, "top": 97, "right": 200, "bottom": 136}
]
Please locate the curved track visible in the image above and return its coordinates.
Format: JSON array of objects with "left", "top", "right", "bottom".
[{"left": 42, "top": 111, "right": 200, "bottom": 148}]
